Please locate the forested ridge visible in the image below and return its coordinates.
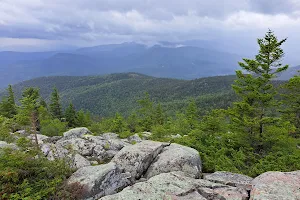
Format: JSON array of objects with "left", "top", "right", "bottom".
[
  {"left": 0, "top": 30, "right": 299, "bottom": 199},
  {"left": 2, "top": 73, "right": 239, "bottom": 117}
]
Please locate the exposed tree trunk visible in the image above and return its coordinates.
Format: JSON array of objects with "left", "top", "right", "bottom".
[{"left": 31, "top": 111, "right": 39, "bottom": 148}]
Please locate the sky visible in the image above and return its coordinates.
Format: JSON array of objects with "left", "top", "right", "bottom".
[{"left": 1, "top": 0, "right": 300, "bottom": 63}]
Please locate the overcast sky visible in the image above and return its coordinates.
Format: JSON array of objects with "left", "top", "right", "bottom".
[{"left": 1, "top": 0, "right": 300, "bottom": 63}]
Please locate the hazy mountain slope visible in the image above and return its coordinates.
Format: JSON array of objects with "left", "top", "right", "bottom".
[
  {"left": 76, "top": 42, "right": 147, "bottom": 57},
  {"left": 0, "top": 51, "right": 57, "bottom": 65},
  {"left": 277, "top": 65, "right": 300, "bottom": 80},
  {"left": 0, "top": 53, "right": 100, "bottom": 87},
  {"left": 0, "top": 42, "right": 242, "bottom": 87},
  {"left": 127, "top": 45, "right": 241, "bottom": 79},
  {"left": 5, "top": 73, "right": 237, "bottom": 117}
]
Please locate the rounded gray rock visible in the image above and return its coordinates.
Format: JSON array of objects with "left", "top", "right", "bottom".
[
  {"left": 145, "top": 143, "right": 202, "bottom": 179},
  {"left": 250, "top": 171, "right": 300, "bottom": 200}
]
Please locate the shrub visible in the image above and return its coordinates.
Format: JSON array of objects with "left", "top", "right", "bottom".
[
  {"left": 0, "top": 147, "right": 73, "bottom": 200},
  {"left": 40, "top": 119, "right": 67, "bottom": 137}
]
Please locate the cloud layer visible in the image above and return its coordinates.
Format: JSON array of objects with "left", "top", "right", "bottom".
[{"left": 1, "top": 0, "right": 300, "bottom": 61}]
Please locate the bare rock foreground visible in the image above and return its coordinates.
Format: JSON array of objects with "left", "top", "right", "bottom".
[{"left": 4, "top": 127, "right": 300, "bottom": 200}]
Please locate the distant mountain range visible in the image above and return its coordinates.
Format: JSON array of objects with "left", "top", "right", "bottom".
[{"left": 0, "top": 42, "right": 298, "bottom": 88}]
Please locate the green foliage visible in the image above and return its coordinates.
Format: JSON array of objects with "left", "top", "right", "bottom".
[
  {"left": 127, "top": 112, "right": 141, "bottom": 133},
  {"left": 16, "top": 87, "right": 41, "bottom": 127},
  {"left": 88, "top": 118, "right": 114, "bottom": 134},
  {"left": 154, "top": 103, "right": 164, "bottom": 125},
  {"left": 0, "top": 85, "right": 17, "bottom": 118},
  {"left": 137, "top": 92, "right": 154, "bottom": 131},
  {"left": 186, "top": 99, "right": 199, "bottom": 130},
  {"left": 111, "top": 113, "right": 126, "bottom": 133},
  {"left": 76, "top": 110, "right": 92, "bottom": 127},
  {"left": 65, "top": 103, "right": 77, "bottom": 128},
  {"left": 118, "top": 131, "right": 134, "bottom": 139},
  {"left": 40, "top": 119, "right": 67, "bottom": 137},
  {"left": 4, "top": 73, "right": 238, "bottom": 117},
  {"left": 281, "top": 74, "right": 300, "bottom": 137},
  {"left": 0, "top": 146, "right": 74, "bottom": 199},
  {"left": 40, "top": 98, "right": 48, "bottom": 110},
  {"left": 49, "top": 87, "right": 63, "bottom": 120},
  {"left": 229, "top": 30, "right": 288, "bottom": 152},
  {"left": 0, "top": 116, "right": 14, "bottom": 143},
  {"left": 169, "top": 113, "right": 190, "bottom": 135}
]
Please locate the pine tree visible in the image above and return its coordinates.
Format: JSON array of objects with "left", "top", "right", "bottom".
[
  {"left": 281, "top": 73, "right": 300, "bottom": 137},
  {"left": 186, "top": 99, "right": 198, "bottom": 129},
  {"left": 65, "top": 103, "right": 77, "bottom": 127},
  {"left": 127, "top": 112, "right": 139, "bottom": 132},
  {"left": 112, "top": 112, "right": 125, "bottom": 133},
  {"left": 229, "top": 30, "right": 288, "bottom": 150},
  {"left": 0, "top": 85, "right": 17, "bottom": 118},
  {"left": 19, "top": 88, "right": 41, "bottom": 146},
  {"left": 40, "top": 98, "right": 48, "bottom": 110},
  {"left": 49, "top": 87, "right": 62, "bottom": 119},
  {"left": 137, "top": 92, "right": 154, "bottom": 131},
  {"left": 76, "top": 110, "right": 92, "bottom": 127},
  {"left": 154, "top": 103, "right": 164, "bottom": 125}
]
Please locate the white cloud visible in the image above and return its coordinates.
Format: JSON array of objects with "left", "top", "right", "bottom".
[{"left": 0, "top": 0, "right": 300, "bottom": 58}]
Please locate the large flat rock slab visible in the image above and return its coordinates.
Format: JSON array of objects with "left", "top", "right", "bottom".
[
  {"left": 68, "top": 162, "right": 130, "bottom": 199},
  {"left": 100, "top": 171, "right": 248, "bottom": 200},
  {"left": 204, "top": 171, "right": 253, "bottom": 191}
]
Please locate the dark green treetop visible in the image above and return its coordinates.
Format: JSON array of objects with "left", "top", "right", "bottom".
[{"left": 49, "top": 87, "right": 63, "bottom": 119}]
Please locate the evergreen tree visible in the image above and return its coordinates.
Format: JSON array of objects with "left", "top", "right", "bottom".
[
  {"left": 76, "top": 110, "right": 92, "bottom": 127},
  {"left": 0, "top": 85, "right": 17, "bottom": 118},
  {"left": 65, "top": 103, "right": 77, "bottom": 127},
  {"left": 127, "top": 112, "right": 139, "bottom": 132},
  {"left": 154, "top": 103, "right": 164, "bottom": 125},
  {"left": 137, "top": 92, "right": 154, "bottom": 131},
  {"left": 112, "top": 112, "right": 126, "bottom": 133},
  {"left": 49, "top": 87, "right": 62, "bottom": 119},
  {"left": 40, "top": 98, "right": 48, "bottom": 110},
  {"left": 18, "top": 88, "right": 41, "bottom": 146},
  {"left": 186, "top": 99, "right": 198, "bottom": 129},
  {"left": 281, "top": 73, "right": 300, "bottom": 137},
  {"left": 20, "top": 88, "right": 40, "bottom": 113},
  {"left": 229, "top": 30, "right": 288, "bottom": 151}
]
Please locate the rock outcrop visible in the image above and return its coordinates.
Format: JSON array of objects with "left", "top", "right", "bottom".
[
  {"left": 100, "top": 171, "right": 249, "bottom": 200},
  {"left": 0, "top": 141, "right": 18, "bottom": 150},
  {"left": 204, "top": 171, "right": 253, "bottom": 191},
  {"left": 40, "top": 128, "right": 133, "bottom": 167},
  {"left": 250, "top": 171, "right": 300, "bottom": 200},
  {"left": 145, "top": 143, "right": 202, "bottom": 179},
  {"left": 68, "top": 162, "right": 130, "bottom": 199},
  {"left": 27, "top": 134, "right": 49, "bottom": 144},
  {"left": 127, "top": 134, "right": 142, "bottom": 143},
  {"left": 5, "top": 127, "right": 299, "bottom": 200},
  {"left": 112, "top": 140, "right": 169, "bottom": 182},
  {"left": 62, "top": 127, "right": 91, "bottom": 140},
  {"left": 71, "top": 154, "right": 91, "bottom": 169}
]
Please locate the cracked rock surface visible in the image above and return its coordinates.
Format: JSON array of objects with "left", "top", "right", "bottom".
[
  {"left": 112, "top": 140, "right": 169, "bottom": 182},
  {"left": 204, "top": 171, "right": 253, "bottom": 191},
  {"left": 145, "top": 143, "right": 202, "bottom": 179},
  {"left": 99, "top": 171, "right": 249, "bottom": 200},
  {"left": 68, "top": 162, "right": 130, "bottom": 199}
]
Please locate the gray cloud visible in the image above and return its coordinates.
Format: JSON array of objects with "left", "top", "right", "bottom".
[{"left": 1, "top": 0, "right": 300, "bottom": 63}]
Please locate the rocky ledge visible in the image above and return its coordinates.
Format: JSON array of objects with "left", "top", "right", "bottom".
[{"left": 3, "top": 127, "right": 300, "bottom": 200}]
